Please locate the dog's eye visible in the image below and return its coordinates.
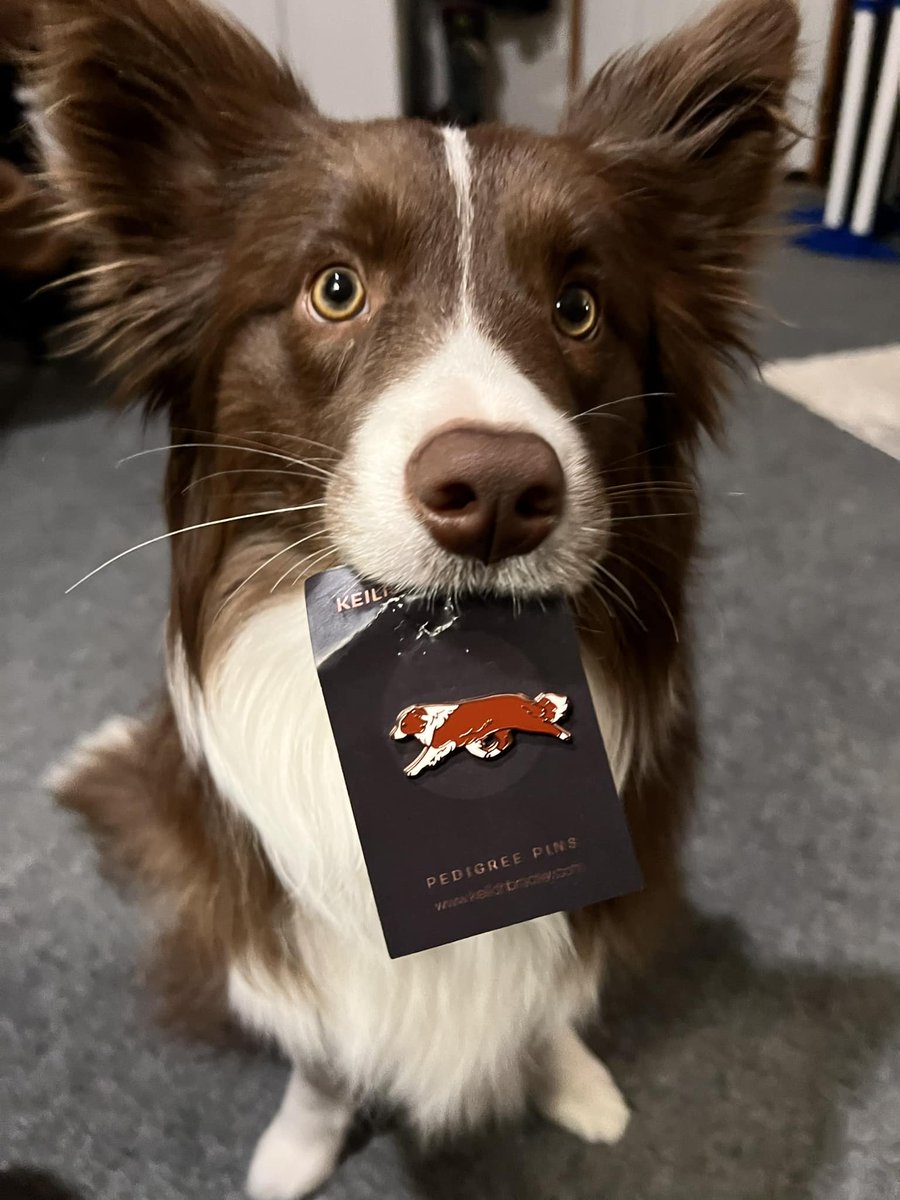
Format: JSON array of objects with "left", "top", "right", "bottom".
[
  {"left": 553, "top": 284, "right": 599, "bottom": 339},
  {"left": 309, "top": 266, "right": 367, "bottom": 322}
]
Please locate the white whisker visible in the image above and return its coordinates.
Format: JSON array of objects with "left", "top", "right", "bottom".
[
  {"left": 116, "top": 443, "right": 329, "bottom": 475},
  {"left": 605, "top": 480, "right": 695, "bottom": 496},
  {"left": 215, "top": 526, "right": 328, "bottom": 620},
  {"left": 574, "top": 392, "right": 673, "bottom": 421},
  {"left": 604, "top": 548, "right": 679, "bottom": 643},
  {"left": 241, "top": 430, "right": 340, "bottom": 461},
  {"left": 575, "top": 412, "right": 628, "bottom": 427},
  {"left": 269, "top": 544, "right": 334, "bottom": 594},
  {"left": 605, "top": 525, "right": 683, "bottom": 562},
  {"left": 592, "top": 561, "right": 646, "bottom": 630},
  {"left": 289, "top": 545, "right": 338, "bottom": 588},
  {"left": 580, "top": 579, "right": 616, "bottom": 626},
  {"left": 171, "top": 426, "right": 337, "bottom": 474},
  {"left": 183, "top": 468, "right": 328, "bottom": 493},
  {"left": 608, "top": 511, "right": 694, "bottom": 524},
  {"left": 604, "top": 442, "right": 674, "bottom": 470},
  {"left": 65, "top": 503, "right": 326, "bottom": 594}
]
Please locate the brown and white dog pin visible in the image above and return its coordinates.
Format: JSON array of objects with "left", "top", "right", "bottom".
[{"left": 391, "top": 692, "right": 571, "bottom": 777}]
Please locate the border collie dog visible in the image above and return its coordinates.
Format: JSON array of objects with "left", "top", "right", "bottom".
[{"left": 37, "top": 1, "right": 797, "bottom": 1195}]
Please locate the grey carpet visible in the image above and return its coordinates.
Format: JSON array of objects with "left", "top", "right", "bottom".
[{"left": 2, "top": 236, "right": 899, "bottom": 1200}]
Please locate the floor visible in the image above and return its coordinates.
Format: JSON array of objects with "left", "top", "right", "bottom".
[
  {"left": 2, "top": 235, "right": 899, "bottom": 1200},
  {"left": 764, "top": 344, "right": 900, "bottom": 461}
]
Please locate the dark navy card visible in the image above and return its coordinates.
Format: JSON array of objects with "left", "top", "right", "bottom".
[{"left": 305, "top": 567, "right": 641, "bottom": 958}]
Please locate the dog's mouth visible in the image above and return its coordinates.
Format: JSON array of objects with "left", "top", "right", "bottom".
[
  {"left": 316, "top": 308, "right": 619, "bottom": 601},
  {"left": 327, "top": 494, "right": 607, "bottom": 605},
  {"left": 321, "top": 319, "right": 610, "bottom": 601},
  {"left": 331, "top": 523, "right": 606, "bottom": 605}
]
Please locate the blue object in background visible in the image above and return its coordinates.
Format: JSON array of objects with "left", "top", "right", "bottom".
[{"left": 795, "top": 0, "right": 899, "bottom": 262}]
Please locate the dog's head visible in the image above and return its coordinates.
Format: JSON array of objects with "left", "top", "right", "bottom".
[
  {"left": 35, "top": 0, "right": 797, "bottom": 671},
  {"left": 391, "top": 707, "right": 429, "bottom": 741}
]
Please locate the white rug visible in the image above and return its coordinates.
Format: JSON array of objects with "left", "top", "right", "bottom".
[{"left": 763, "top": 344, "right": 900, "bottom": 461}]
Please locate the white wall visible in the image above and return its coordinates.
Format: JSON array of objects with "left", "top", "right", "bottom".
[
  {"left": 210, "top": 0, "right": 403, "bottom": 120},
  {"left": 792, "top": 0, "right": 838, "bottom": 168},
  {"left": 212, "top": 0, "right": 282, "bottom": 56},
  {"left": 581, "top": 0, "right": 713, "bottom": 58},
  {"left": 198, "top": 0, "right": 834, "bottom": 161},
  {"left": 283, "top": 1, "right": 403, "bottom": 120}
]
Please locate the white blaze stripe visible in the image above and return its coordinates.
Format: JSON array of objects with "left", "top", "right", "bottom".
[{"left": 441, "top": 126, "right": 474, "bottom": 315}]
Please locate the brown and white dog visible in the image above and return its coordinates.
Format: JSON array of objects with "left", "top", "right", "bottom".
[{"left": 36, "top": 0, "right": 797, "bottom": 1195}]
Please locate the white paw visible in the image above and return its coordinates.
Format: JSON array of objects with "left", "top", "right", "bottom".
[
  {"left": 539, "top": 1058, "right": 631, "bottom": 1145},
  {"left": 246, "top": 1121, "right": 341, "bottom": 1200}
]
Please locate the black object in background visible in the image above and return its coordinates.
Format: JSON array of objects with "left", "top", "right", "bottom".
[
  {"left": 404, "top": 0, "right": 553, "bottom": 126},
  {"left": 0, "top": 1168, "right": 87, "bottom": 1200},
  {"left": 442, "top": 5, "right": 490, "bottom": 127},
  {"left": 0, "top": 31, "right": 75, "bottom": 360}
]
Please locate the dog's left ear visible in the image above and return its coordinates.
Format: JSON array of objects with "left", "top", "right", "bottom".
[
  {"left": 563, "top": 0, "right": 799, "bottom": 430},
  {"left": 564, "top": 0, "right": 798, "bottom": 223}
]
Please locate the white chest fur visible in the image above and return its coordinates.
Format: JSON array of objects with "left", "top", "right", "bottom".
[{"left": 169, "top": 598, "right": 630, "bottom": 1131}]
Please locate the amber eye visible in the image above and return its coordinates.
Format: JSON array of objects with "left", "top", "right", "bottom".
[
  {"left": 553, "top": 284, "right": 599, "bottom": 339},
  {"left": 309, "top": 266, "right": 366, "bottom": 322}
]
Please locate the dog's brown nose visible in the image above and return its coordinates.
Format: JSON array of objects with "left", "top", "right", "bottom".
[{"left": 406, "top": 425, "right": 565, "bottom": 563}]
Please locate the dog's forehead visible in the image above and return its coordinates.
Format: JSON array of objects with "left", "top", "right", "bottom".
[
  {"left": 467, "top": 126, "right": 608, "bottom": 234},
  {"left": 266, "top": 120, "right": 624, "bottom": 405},
  {"left": 308, "top": 121, "right": 605, "bottom": 282},
  {"left": 323, "top": 120, "right": 448, "bottom": 209}
]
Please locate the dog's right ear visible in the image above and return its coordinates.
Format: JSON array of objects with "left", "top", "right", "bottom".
[{"left": 34, "top": 0, "right": 314, "bottom": 405}]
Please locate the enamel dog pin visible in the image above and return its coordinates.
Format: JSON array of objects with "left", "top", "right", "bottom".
[{"left": 391, "top": 692, "right": 572, "bottom": 777}]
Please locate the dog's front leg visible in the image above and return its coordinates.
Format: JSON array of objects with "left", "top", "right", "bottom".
[
  {"left": 405, "top": 742, "right": 456, "bottom": 776},
  {"left": 534, "top": 1027, "right": 630, "bottom": 1145},
  {"left": 405, "top": 745, "right": 439, "bottom": 776},
  {"left": 246, "top": 1067, "right": 352, "bottom": 1200}
]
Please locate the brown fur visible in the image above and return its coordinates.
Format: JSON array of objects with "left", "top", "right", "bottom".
[
  {"left": 52, "top": 705, "right": 297, "bottom": 1034},
  {"left": 37, "top": 0, "right": 798, "bottom": 1028}
]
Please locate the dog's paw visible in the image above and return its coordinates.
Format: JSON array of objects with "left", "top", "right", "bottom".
[
  {"left": 540, "top": 1074, "right": 630, "bottom": 1145},
  {"left": 537, "top": 1043, "right": 631, "bottom": 1145},
  {"left": 245, "top": 1120, "right": 341, "bottom": 1200}
]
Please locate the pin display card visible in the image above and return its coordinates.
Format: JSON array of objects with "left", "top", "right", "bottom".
[{"left": 305, "top": 567, "right": 642, "bottom": 958}]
